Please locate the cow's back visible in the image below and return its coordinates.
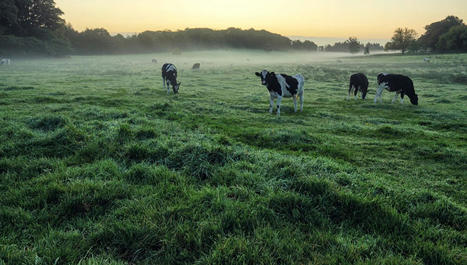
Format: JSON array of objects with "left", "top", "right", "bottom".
[{"left": 280, "top": 74, "right": 299, "bottom": 95}]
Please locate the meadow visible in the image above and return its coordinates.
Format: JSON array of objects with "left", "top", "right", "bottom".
[{"left": 0, "top": 51, "right": 466, "bottom": 265}]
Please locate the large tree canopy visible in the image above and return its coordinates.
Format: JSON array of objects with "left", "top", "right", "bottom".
[
  {"left": 436, "top": 24, "right": 467, "bottom": 52},
  {"left": 419, "top": 16, "right": 464, "bottom": 51},
  {"left": 0, "top": 0, "right": 64, "bottom": 37}
]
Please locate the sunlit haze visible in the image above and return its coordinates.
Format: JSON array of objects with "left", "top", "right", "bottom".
[{"left": 57, "top": 0, "right": 466, "bottom": 41}]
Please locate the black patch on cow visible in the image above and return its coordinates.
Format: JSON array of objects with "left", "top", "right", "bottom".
[
  {"left": 281, "top": 74, "right": 299, "bottom": 95},
  {"left": 265, "top": 72, "right": 283, "bottom": 96},
  {"left": 378, "top": 74, "right": 418, "bottom": 105},
  {"left": 349, "top": 73, "right": 369, "bottom": 99}
]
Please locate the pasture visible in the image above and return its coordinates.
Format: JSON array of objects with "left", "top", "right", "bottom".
[{"left": 0, "top": 51, "right": 466, "bottom": 265}]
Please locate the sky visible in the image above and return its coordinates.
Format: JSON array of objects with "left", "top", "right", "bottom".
[{"left": 56, "top": 0, "right": 466, "bottom": 42}]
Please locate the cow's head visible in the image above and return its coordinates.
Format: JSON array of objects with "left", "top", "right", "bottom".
[
  {"left": 361, "top": 86, "right": 368, "bottom": 100},
  {"left": 377, "top": 73, "right": 388, "bottom": 85},
  {"left": 173, "top": 82, "right": 181, "bottom": 94},
  {"left": 255, "top": 70, "right": 269, "bottom": 85},
  {"left": 410, "top": 94, "right": 418, "bottom": 105}
]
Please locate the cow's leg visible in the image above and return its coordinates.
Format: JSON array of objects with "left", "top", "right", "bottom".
[
  {"left": 163, "top": 77, "right": 166, "bottom": 89},
  {"left": 400, "top": 93, "right": 405, "bottom": 104},
  {"left": 347, "top": 85, "right": 353, "bottom": 100},
  {"left": 293, "top": 94, "right": 297, "bottom": 112},
  {"left": 276, "top": 96, "right": 282, "bottom": 116},
  {"left": 392, "top": 93, "right": 398, "bottom": 103},
  {"left": 374, "top": 85, "right": 384, "bottom": 103},
  {"left": 269, "top": 95, "right": 274, "bottom": 114},
  {"left": 354, "top": 86, "right": 359, "bottom": 100},
  {"left": 299, "top": 93, "right": 304, "bottom": 112}
]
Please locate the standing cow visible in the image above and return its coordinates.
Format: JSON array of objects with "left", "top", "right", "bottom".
[
  {"left": 255, "top": 70, "right": 305, "bottom": 116},
  {"left": 161, "top": 63, "right": 181, "bottom": 94},
  {"left": 192, "top": 63, "right": 200, "bottom": 70},
  {"left": 348, "top": 73, "right": 369, "bottom": 100},
  {"left": 375, "top": 73, "right": 418, "bottom": 105}
]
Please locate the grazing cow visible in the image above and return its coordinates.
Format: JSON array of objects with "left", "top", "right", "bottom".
[
  {"left": 162, "top": 63, "right": 181, "bottom": 94},
  {"left": 424, "top": 57, "right": 431, "bottom": 63},
  {"left": 255, "top": 70, "right": 305, "bottom": 116},
  {"left": 152, "top": 58, "right": 158, "bottom": 63},
  {"left": 348, "top": 73, "right": 369, "bottom": 100},
  {"left": 192, "top": 63, "right": 200, "bottom": 70},
  {"left": 0, "top": 58, "right": 11, "bottom": 65},
  {"left": 375, "top": 73, "right": 418, "bottom": 105}
]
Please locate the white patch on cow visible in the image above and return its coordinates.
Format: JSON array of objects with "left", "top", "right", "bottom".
[
  {"left": 269, "top": 91, "right": 279, "bottom": 99},
  {"left": 276, "top": 96, "right": 283, "bottom": 116},
  {"left": 293, "top": 94, "right": 297, "bottom": 112},
  {"left": 269, "top": 94, "right": 274, "bottom": 113},
  {"left": 260, "top": 70, "right": 268, "bottom": 85},
  {"left": 374, "top": 82, "right": 387, "bottom": 103},
  {"left": 168, "top": 64, "right": 177, "bottom": 72}
]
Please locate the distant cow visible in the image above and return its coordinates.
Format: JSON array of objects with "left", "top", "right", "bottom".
[
  {"left": 162, "top": 63, "right": 181, "bottom": 94},
  {"left": 0, "top": 58, "right": 11, "bottom": 65},
  {"left": 375, "top": 73, "right": 418, "bottom": 105},
  {"left": 255, "top": 70, "right": 305, "bottom": 116},
  {"left": 348, "top": 73, "right": 369, "bottom": 100},
  {"left": 424, "top": 57, "right": 431, "bottom": 63},
  {"left": 152, "top": 58, "right": 158, "bottom": 63},
  {"left": 192, "top": 63, "right": 200, "bottom": 70}
]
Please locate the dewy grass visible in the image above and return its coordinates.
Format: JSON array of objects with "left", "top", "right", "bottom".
[{"left": 0, "top": 51, "right": 466, "bottom": 265}]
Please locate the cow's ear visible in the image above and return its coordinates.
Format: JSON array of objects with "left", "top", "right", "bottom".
[{"left": 255, "top": 72, "right": 261, "bottom": 77}]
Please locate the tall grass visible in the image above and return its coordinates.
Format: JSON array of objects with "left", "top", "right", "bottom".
[{"left": 0, "top": 51, "right": 465, "bottom": 264}]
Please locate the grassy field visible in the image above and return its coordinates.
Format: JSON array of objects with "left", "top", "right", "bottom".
[{"left": 0, "top": 51, "right": 466, "bottom": 265}]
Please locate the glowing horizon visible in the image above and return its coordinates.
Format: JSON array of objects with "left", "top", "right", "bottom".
[{"left": 56, "top": 0, "right": 467, "bottom": 39}]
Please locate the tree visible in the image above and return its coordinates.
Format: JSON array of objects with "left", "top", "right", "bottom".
[
  {"left": 364, "top": 43, "right": 370, "bottom": 54},
  {"left": 0, "top": 0, "right": 64, "bottom": 37},
  {"left": 436, "top": 24, "right": 467, "bottom": 52},
  {"left": 291, "top": 40, "right": 318, "bottom": 51},
  {"left": 346, "top": 37, "right": 362, "bottom": 53},
  {"left": 419, "top": 16, "right": 464, "bottom": 51},
  {"left": 0, "top": 0, "right": 18, "bottom": 35},
  {"left": 385, "top": 28, "right": 417, "bottom": 54}
]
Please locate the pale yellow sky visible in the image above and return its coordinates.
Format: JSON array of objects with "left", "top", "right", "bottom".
[{"left": 56, "top": 0, "right": 466, "bottom": 39}]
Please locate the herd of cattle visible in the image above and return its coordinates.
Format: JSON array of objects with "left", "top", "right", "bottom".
[
  {"left": 161, "top": 62, "right": 419, "bottom": 116},
  {"left": 1, "top": 56, "right": 419, "bottom": 116}
]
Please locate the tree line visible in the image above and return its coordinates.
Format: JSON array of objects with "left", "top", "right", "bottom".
[
  {"left": 322, "top": 37, "right": 384, "bottom": 53},
  {"left": 0, "top": 1, "right": 319, "bottom": 56},
  {"left": 385, "top": 16, "right": 467, "bottom": 54},
  {"left": 0, "top": 1, "right": 465, "bottom": 56}
]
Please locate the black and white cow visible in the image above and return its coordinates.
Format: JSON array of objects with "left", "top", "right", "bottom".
[
  {"left": 162, "top": 63, "right": 180, "bottom": 94},
  {"left": 255, "top": 70, "right": 305, "bottom": 116},
  {"left": 375, "top": 73, "right": 418, "bottom": 105},
  {"left": 348, "top": 73, "right": 369, "bottom": 100},
  {"left": 192, "top": 63, "right": 200, "bottom": 70}
]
